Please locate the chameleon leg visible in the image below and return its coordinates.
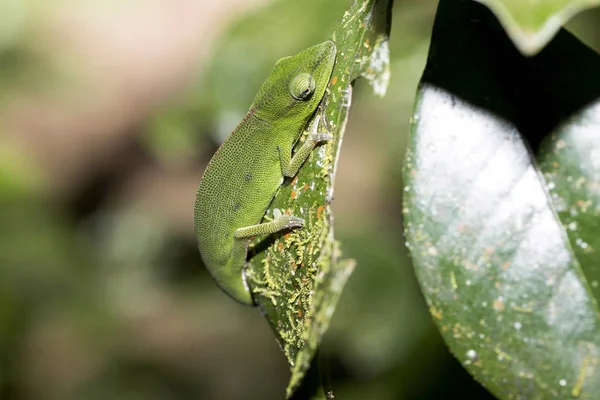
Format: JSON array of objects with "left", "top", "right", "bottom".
[
  {"left": 279, "top": 114, "right": 332, "bottom": 177},
  {"left": 225, "top": 208, "right": 304, "bottom": 305},
  {"left": 234, "top": 208, "right": 304, "bottom": 239}
]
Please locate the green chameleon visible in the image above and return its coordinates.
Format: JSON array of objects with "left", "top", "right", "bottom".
[{"left": 194, "top": 41, "right": 337, "bottom": 305}]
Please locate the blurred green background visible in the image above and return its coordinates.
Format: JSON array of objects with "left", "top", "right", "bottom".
[{"left": 1, "top": 1, "right": 600, "bottom": 399}]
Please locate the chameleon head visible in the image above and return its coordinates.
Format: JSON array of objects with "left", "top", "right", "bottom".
[{"left": 252, "top": 41, "right": 337, "bottom": 121}]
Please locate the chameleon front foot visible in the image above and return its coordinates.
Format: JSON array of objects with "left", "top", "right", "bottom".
[
  {"left": 280, "top": 114, "right": 333, "bottom": 177},
  {"left": 307, "top": 114, "right": 333, "bottom": 143}
]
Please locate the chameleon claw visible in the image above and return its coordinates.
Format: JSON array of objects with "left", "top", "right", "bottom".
[
  {"left": 308, "top": 114, "right": 333, "bottom": 143},
  {"left": 282, "top": 215, "right": 305, "bottom": 229},
  {"left": 310, "top": 132, "right": 333, "bottom": 142},
  {"left": 273, "top": 208, "right": 304, "bottom": 229}
]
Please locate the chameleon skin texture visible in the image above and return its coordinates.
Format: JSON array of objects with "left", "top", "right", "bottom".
[{"left": 194, "top": 41, "right": 336, "bottom": 305}]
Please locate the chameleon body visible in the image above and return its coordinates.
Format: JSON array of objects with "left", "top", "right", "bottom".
[{"left": 194, "top": 41, "right": 337, "bottom": 305}]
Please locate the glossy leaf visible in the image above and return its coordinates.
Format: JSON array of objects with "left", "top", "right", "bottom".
[
  {"left": 403, "top": 0, "right": 600, "bottom": 398},
  {"left": 539, "top": 114, "right": 600, "bottom": 302}
]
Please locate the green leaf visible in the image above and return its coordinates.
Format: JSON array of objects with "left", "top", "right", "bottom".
[
  {"left": 539, "top": 119, "right": 600, "bottom": 303},
  {"left": 243, "top": 0, "right": 393, "bottom": 397},
  {"left": 403, "top": 0, "right": 600, "bottom": 398},
  {"left": 478, "top": 0, "right": 600, "bottom": 55}
]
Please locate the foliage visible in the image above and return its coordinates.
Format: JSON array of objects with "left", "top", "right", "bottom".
[
  {"left": 404, "top": 0, "right": 600, "bottom": 398},
  {"left": 1, "top": 0, "right": 600, "bottom": 399}
]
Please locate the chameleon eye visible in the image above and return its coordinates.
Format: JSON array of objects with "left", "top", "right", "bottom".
[{"left": 289, "top": 73, "right": 316, "bottom": 101}]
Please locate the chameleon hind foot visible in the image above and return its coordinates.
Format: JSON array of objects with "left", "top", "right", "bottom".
[{"left": 234, "top": 208, "right": 304, "bottom": 240}]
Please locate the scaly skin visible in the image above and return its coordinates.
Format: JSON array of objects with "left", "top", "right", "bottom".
[{"left": 194, "top": 41, "right": 337, "bottom": 305}]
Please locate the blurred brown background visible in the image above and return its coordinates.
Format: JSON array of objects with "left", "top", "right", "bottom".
[{"left": 1, "top": 0, "right": 600, "bottom": 399}]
